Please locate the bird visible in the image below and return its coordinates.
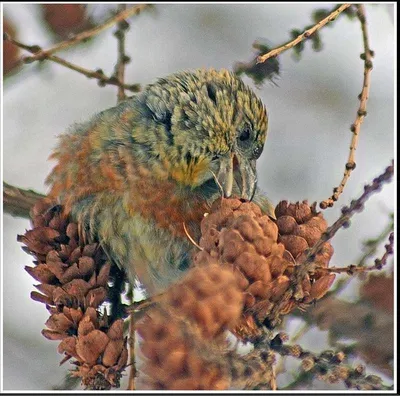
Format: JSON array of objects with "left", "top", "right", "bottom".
[{"left": 46, "top": 68, "right": 274, "bottom": 296}]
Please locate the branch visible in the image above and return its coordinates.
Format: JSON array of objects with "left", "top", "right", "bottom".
[
  {"left": 267, "top": 160, "right": 393, "bottom": 311},
  {"left": 257, "top": 4, "right": 351, "bottom": 63},
  {"left": 3, "top": 34, "right": 140, "bottom": 92},
  {"left": 298, "top": 160, "right": 393, "bottom": 281},
  {"left": 270, "top": 334, "right": 392, "bottom": 390},
  {"left": 290, "top": 290, "right": 394, "bottom": 378},
  {"left": 3, "top": 182, "right": 45, "bottom": 219},
  {"left": 22, "top": 4, "right": 150, "bottom": 62},
  {"left": 115, "top": 4, "right": 129, "bottom": 103},
  {"left": 316, "top": 232, "right": 394, "bottom": 275},
  {"left": 327, "top": 213, "right": 394, "bottom": 295},
  {"left": 320, "top": 4, "right": 374, "bottom": 209}
]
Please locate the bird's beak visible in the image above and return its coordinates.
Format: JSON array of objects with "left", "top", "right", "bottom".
[
  {"left": 236, "top": 155, "right": 258, "bottom": 201},
  {"left": 216, "top": 154, "right": 257, "bottom": 201},
  {"left": 216, "top": 154, "right": 234, "bottom": 198}
]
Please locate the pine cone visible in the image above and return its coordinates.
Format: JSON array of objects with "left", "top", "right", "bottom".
[
  {"left": 41, "top": 4, "right": 93, "bottom": 40},
  {"left": 18, "top": 198, "right": 127, "bottom": 389},
  {"left": 275, "top": 200, "right": 335, "bottom": 303},
  {"left": 3, "top": 18, "right": 20, "bottom": 76},
  {"left": 137, "top": 263, "right": 243, "bottom": 390},
  {"left": 360, "top": 272, "right": 394, "bottom": 315},
  {"left": 194, "top": 198, "right": 335, "bottom": 339},
  {"left": 59, "top": 311, "right": 128, "bottom": 390}
]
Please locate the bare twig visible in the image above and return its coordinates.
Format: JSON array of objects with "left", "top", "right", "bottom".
[
  {"left": 285, "top": 230, "right": 394, "bottom": 277},
  {"left": 115, "top": 4, "right": 129, "bottom": 103},
  {"left": 257, "top": 4, "right": 351, "bottom": 63},
  {"left": 320, "top": 4, "right": 374, "bottom": 209},
  {"left": 22, "top": 4, "right": 150, "bottom": 62},
  {"left": 316, "top": 241, "right": 393, "bottom": 275},
  {"left": 299, "top": 161, "right": 394, "bottom": 278},
  {"left": 3, "top": 35, "right": 140, "bottom": 92},
  {"left": 3, "top": 182, "right": 45, "bottom": 219},
  {"left": 319, "top": 229, "right": 394, "bottom": 276},
  {"left": 358, "top": 215, "right": 394, "bottom": 268},
  {"left": 270, "top": 334, "right": 392, "bottom": 390},
  {"left": 267, "top": 161, "right": 394, "bottom": 319},
  {"left": 275, "top": 320, "right": 310, "bottom": 376},
  {"left": 328, "top": 213, "right": 394, "bottom": 295}
]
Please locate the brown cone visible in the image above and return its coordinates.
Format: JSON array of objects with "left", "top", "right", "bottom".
[
  {"left": 275, "top": 200, "right": 335, "bottom": 303},
  {"left": 137, "top": 263, "right": 243, "bottom": 390},
  {"left": 18, "top": 198, "right": 127, "bottom": 389},
  {"left": 194, "top": 198, "right": 334, "bottom": 340},
  {"left": 41, "top": 4, "right": 93, "bottom": 40},
  {"left": 3, "top": 18, "right": 20, "bottom": 76}
]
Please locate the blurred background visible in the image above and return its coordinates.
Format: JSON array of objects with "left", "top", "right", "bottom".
[{"left": 2, "top": 3, "right": 395, "bottom": 391}]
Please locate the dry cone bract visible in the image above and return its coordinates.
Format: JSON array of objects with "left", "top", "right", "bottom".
[{"left": 18, "top": 198, "right": 127, "bottom": 389}]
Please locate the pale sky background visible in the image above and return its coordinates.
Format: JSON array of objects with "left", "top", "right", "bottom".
[{"left": 2, "top": 3, "right": 395, "bottom": 391}]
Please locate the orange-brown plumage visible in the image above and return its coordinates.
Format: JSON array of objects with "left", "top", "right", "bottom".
[{"left": 46, "top": 69, "right": 272, "bottom": 294}]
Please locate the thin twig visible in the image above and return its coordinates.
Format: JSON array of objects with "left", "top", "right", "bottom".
[
  {"left": 3, "top": 35, "right": 140, "bottom": 92},
  {"left": 268, "top": 161, "right": 394, "bottom": 318},
  {"left": 285, "top": 231, "right": 394, "bottom": 277},
  {"left": 328, "top": 214, "right": 394, "bottom": 295},
  {"left": 275, "top": 320, "right": 310, "bottom": 376},
  {"left": 257, "top": 4, "right": 351, "bottom": 63},
  {"left": 115, "top": 4, "right": 129, "bottom": 103},
  {"left": 3, "top": 182, "right": 45, "bottom": 219},
  {"left": 316, "top": 238, "right": 394, "bottom": 275},
  {"left": 358, "top": 215, "right": 394, "bottom": 268},
  {"left": 313, "top": 229, "right": 394, "bottom": 277},
  {"left": 270, "top": 334, "right": 392, "bottom": 391},
  {"left": 320, "top": 4, "right": 374, "bottom": 209},
  {"left": 299, "top": 161, "right": 394, "bottom": 279},
  {"left": 23, "top": 4, "right": 150, "bottom": 62}
]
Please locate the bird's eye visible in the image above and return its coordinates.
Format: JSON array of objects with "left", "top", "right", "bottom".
[
  {"left": 211, "top": 155, "right": 220, "bottom": 161},
  {"left": 238, "top": 125, "right": 251, "bottom": 142}
]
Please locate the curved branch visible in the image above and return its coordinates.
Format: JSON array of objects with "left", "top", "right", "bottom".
[
  {"left": 23, "top": 4, "right": 150, "bottom": 62},
  {"left": 257, "top": 4, "right": 351, "bottom": 63},
  {"left": 3, "top": 182, "right": 45, "bottom": 219},
  {"left": 320, "top": 4, "right": 374, "bottom": 208},
  {"left": 299, "top": 160, "right": 394, "bottom": 277},
  {"left": 3, "top": 35, "right": 140, "bottom": 92},
  {"left": 115, "top": 4, "right": 129, "bottom": 103}
]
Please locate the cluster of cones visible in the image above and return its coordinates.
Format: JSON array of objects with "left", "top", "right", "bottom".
[
  {"left": 194, "top": 198, "right": 335, "bottom": 339},
  {"left": 20, "top": 197, "right": 335, "bottom": 390},
  {"left": 18, "top": 198, "right": 127, "bottom": 390},
  {"left": 136, "top": 198, "right": 335, "bottom": 389},
  {"left": 137, "top": 264, "right": 242, "bottom": 390}
]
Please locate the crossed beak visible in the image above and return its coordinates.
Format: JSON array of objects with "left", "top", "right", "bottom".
[{"left": 216, "top": 153, "right": 257, "bottom": 201}]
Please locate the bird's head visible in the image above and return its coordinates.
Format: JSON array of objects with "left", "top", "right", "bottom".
[{"left": 131, "top": 68, "right": 268, "bottom": 200}]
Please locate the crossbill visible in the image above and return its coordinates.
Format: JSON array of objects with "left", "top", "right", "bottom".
[{"left": 46, "top": 68, "right": 274, "bottom": 295}]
